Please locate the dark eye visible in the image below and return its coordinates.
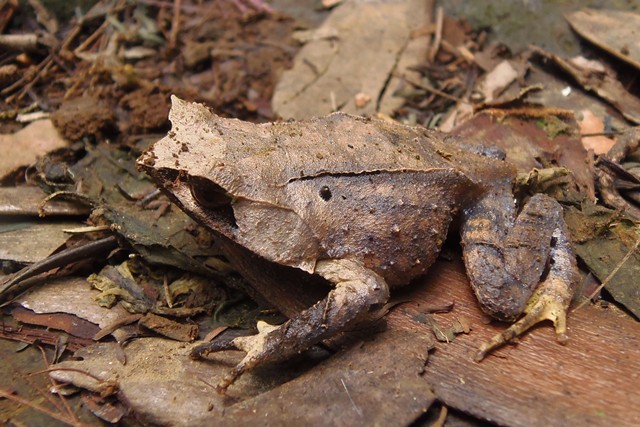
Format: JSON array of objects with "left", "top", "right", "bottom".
[
  {"left": 189, "top": 176, "right": 231, "bottom": 208},
  {"left": 319, "top": 185, "right": 332, "bottom": 201}
]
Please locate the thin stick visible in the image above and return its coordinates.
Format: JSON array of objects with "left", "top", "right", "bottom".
[
  {"left": 428, "top": 6, "right": 443, "bottom": 62},
  {"left": 0, "top": 236, "right": 118, "bottom": 302},
  {"left": 169, "top": 0, "right": 182, "bottom": 49},
  {"left": 402, "top": 74, "right": 463, "bottom": 103},
  {"left": 73, "top": 20, "right": 108, "bottom": 55},
  {"left": 0, "top": 389, "right": 89, "bottom": 427}
]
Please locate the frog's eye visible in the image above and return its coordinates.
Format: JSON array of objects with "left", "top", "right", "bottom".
[
  {"left": 319, "top": 185, "right": 332, "bottom": 201},
  {"left": 189, "top": 176, "right": 231, "bottom": 208}
]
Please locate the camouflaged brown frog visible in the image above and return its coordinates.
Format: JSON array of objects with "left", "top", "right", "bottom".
[{"left": 137, "top": 96, "right": 578, "bottom": 392}]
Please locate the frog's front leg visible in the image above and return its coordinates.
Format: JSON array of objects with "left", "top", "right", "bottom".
[
  {"left": 191, "top": 259, "right": 390, "bottom": 392},
  {"left": 461, "top": 186, "right": 579, "bottom": 360}
]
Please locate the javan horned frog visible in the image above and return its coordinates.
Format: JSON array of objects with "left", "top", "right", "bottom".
[{"left": 137, "top": 96, "right": 578, "bottom": 391}]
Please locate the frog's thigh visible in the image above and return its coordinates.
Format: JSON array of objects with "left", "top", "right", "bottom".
[
  {"left": 462, "top": 193, "right": 570, "bottom": 319},
  {"left": 216, "top": 259, "right": 390, "bottom": 391}
]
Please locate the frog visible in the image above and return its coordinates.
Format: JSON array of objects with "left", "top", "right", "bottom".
[{"left": 137, "top": 96, "right": 579, "bottom": 392}]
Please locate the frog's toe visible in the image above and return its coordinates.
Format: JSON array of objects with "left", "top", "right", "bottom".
[
  {"left": 191, "top": 320, "right": 281, "bottom": 393},
  {"left": 475, "top": 272, "right": 573, "bottom": 362},
  {"left": 192, "top": 260, "right": 391, "bottom": 393},
  {"left": 190, "top": 338, "right": 239, "bottom": 360}
]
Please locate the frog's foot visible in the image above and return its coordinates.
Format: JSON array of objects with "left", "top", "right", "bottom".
[
  {"left": 191, "top": 259, "right": 390, "bottom": 393},
  {"left": 475, "top": 224, "right": 577, "bottom": 361},
  {"left": 191, "top": 321, "right": 280, "bottom": 393},
  {"left": 475, "top": 274, "right": 572, "bottom": 361}
]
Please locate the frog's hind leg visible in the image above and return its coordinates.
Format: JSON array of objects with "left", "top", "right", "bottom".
[
  {"left": 474, "top": 219, "right": 576, "bottom": 360},
  {"left": 461, "top": 191, "right": 579, "bottom": 360},
  {"left": 191, "top": 259, "right": 390, "bottom": 392}
]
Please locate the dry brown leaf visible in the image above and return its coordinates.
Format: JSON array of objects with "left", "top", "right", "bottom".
[
  {"left": 0, "top": 220, "right": 84, "bottom": 263},
  {"left": 19, "top": 277, "right": 133, "bottom": 342},
  {"left": 566, "top": 8, "right": 640, "bottom": 70},
  {"left": 478, "top": 60, "right": 518, "bottom": 102},
  {"left": 577, "top": 109, "right": 615, "bottom": 154},
  {"left": 0, "top": 119, "right": 68, "bottom": 179},
  {"left": 272, "top": 0, "right": 433, "bottom": 119}
]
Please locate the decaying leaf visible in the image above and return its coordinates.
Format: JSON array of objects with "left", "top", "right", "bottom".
[
  {"left": 272, "top": 0, "right": 432, "bottom": 119},
  {"left": 50, "top": 324, "right": 435, "bottom": 426},
  {"left": 0, "top": 186, "right": 90, "bottom": 217},
  {"left": 566, "top": 9, "right": 640, "bottom": 70},
  {"left": 19, "top": 276, "right": 133, "bottom": 342},
  {"left": 577, "top": 109, "right": 616, "bottom": 155},
  {"left": 565, "top": 205, "right": 640, "bottom": 318},
  {"left": 451, "top": 109, "right": 595, "bottom": 201},
  {"left": 0, "top": 220, "right": 85, "bottom": 264},
  {"left": 89, "top": 259, "right": 226, "bottom": 317},
  {"left": 530, "top": 46, "right": 640, "bottom": 124},
  {"left": 0, "top": 120, "right": 68, "bottom": 180}
]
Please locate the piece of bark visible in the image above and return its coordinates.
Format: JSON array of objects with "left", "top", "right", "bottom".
[
  {"left": 11, "top": 305, "right": 100, "bottom": 339},
  {"left": 390, "top": 258, "right": 640, "bottom": 427},
  {"left": 19, "top": 276, "right": 133, "bottom": 342},
  {"left": 138, "top": 312, "right": 198, "bottom": 342}
]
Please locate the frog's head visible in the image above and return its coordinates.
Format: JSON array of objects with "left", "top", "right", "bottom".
[
  {"left": 137, "top": 96, "right": 320, "bottom": 272},
  {"left": 136, "top": 96, "right": 241, "bottom": 237}
]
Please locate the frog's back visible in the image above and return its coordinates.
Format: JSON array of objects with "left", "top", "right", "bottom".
[{"left": 214, "top": 113, "right": 461, "bottom": 195}]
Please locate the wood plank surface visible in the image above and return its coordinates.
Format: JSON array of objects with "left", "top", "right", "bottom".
[{"left": 389, "top": 258, "right": 640, "bottom": 426}]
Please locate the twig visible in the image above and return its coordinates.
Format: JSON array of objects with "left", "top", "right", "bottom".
[
  {"left": 0, "top": 54, "right": 48, "bottom": 96},
  {"left": 6, "top": 55, "right": 55, "bottom": 102},
  {"left": 0, "top": 389, "right": 89, "bottom": 427},
  {"left": 0, "top": 236, "right": 119, "bottom": 303},
  {"left": 402, "top": 74, "right": 463, "bottom": 103},
  {"left": 35, "top": 345, "right": 76, "bottom": 420},
  {"left": 0, "top": 34, "right": 38, "bottom": 51},
  {"left": 28, "top": 0, "right": 59, "bottom": 34},
  {"left": 73, "top": 19, "right": 109, "bottom": 55},
  {"left": 93, "top": 313, "right": 143, "bottom": 340},
  {"left": 431, "top": 404, "right": 448, "bottom": 427},
  {"left": 428, "top": 6, "right": 443, "bottom": 62},
  {"left": 203, "top": 326, "right": 229, "bottom": 342},
  {"left": 163, "top": 274, "right": 174, "bottom": 308},
  {"left": 169, "top": 0, "right": 181, "bottom": 49}
]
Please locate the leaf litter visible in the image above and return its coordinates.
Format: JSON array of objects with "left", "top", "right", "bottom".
[{"left": 0, "top": 1, "right": 639, "bottom": 425}]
